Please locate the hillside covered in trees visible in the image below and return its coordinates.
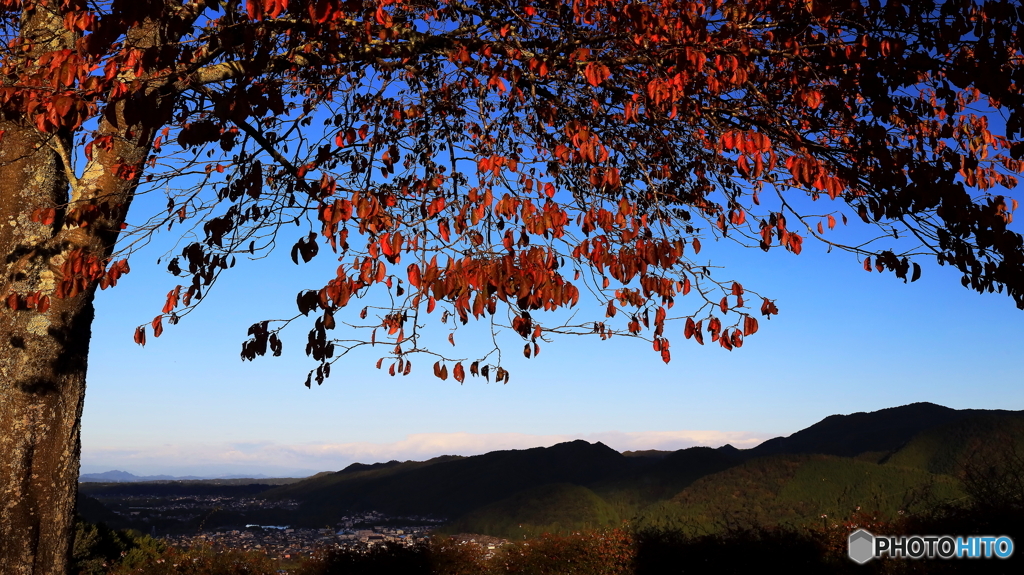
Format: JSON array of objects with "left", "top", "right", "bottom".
[{"left": 80, "top": 403, "right": 1024, "bottom": 541}]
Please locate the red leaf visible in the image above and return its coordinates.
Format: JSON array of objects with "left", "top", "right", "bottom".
[
  {"left": 162, "top": 286, "right": 181, "bottom": 313},
  {"left": 266, "top": 0, "right": 286, "bottom": 18},
  {"left": 246, "top": 0, "right": 262, "bottom": 20},
  {"left": 743, "top": 315, "right": 759, "bottom": 336},
  {"left": 584, "top": 62, "right": 611, "bottom": 87},
  {"left": 408, "top": 263, "right": 422, "bottom": 287},
  {"left": 731, "top": 330, "right": 743, "bottom": 348},
  {"left": 133, "top": 326, "right": 146, "bottom": 346}
]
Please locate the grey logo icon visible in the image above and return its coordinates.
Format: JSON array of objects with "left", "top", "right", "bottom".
[{"left": 848, "top": 529, "right": 875, "bottom": 564}]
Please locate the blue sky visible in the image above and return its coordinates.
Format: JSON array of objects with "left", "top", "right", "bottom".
[{"left": 80, "top": 183, "right": 1024, "bottom": 476}]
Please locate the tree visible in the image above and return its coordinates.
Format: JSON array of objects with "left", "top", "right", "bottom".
[{"left": 1, "top": 0, "right": 1023, "bottom": 572}]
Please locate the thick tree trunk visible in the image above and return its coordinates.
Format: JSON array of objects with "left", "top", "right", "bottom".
[
  {"left": 1, "top": 4, "right": 205, "bottom": 572},
  {"left": 0, "top": 114, "right": 168, "bottom": 575},
  {"left": 0, "top": 4, "right": 94, "bottom": 572},
  {"left": 0, "top": 0, "right": 185, "bottom": 563},
  {"left": 0, "top": 125, "right": 93, "bottom": 574}
]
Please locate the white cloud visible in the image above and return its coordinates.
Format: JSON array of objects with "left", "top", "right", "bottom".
[{"left": 81, "top": 429, "right": 773, "bottom": 477}]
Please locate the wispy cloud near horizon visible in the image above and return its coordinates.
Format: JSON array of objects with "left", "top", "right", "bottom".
[{"left": 81, "top": 429, "right": 775, "bottom": 477}]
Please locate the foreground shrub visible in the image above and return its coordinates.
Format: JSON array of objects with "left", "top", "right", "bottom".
[
  {"left": 294, "top": 542, "right": 431, "bottom": 575},
  {"left": 633, "top": 526, "right": 833, "bottom": 575},
  {"left": 71, "top": 519, "right": 166, "bottom": 575},
  {"left": 107, "top": 544, "right": 277, "bottom": 575},
  {"left": 492, "top": 529, "right": 633, "bottom": 575}
]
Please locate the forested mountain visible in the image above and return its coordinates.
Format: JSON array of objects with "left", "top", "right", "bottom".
[{"left": 80, "top": 403, "right": 1024, "bottom": 538}]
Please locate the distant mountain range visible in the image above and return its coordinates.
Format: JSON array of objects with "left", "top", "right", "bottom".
[
  {"left": 259, "top": 402, "right": 1024, "bottom": 536},
  {"left": 78, "top": 403, "right": 1024, "bottom": 538},
  {"left": 79, "top": 470, "right": 275, "bottom": 482}
]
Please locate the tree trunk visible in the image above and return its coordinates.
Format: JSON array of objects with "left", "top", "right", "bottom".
[
  {"left": 0, "top": 0, "right": 183, "bottom": 564},
  {"left": 0, "top": 124, "right": 94, "bottom": 574}
]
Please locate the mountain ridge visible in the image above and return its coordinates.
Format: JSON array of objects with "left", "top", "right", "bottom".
[
  {"left": 258, "top": 403, "right": 1023, "bottom": 534},
  {"left": 77, "top": 403, "right": 1024, "bottom": 538}
]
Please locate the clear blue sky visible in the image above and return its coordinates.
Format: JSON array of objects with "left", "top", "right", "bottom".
[{"left": 79, "top": 181, "right": 1024, "bottom": 476}]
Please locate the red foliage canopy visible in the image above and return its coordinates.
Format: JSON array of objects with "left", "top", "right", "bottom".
[{"left": 3, "top": 0, "right": 1023, "bottom": 384}]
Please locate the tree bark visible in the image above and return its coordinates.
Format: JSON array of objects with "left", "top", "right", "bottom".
[
  {"left": 0, "top": 124, "right": 93, "bottom": 575},
  {"left": 0, "top": 4, "right": 89, "bottom": 572},
  {"left": 0, "top": 1, "right": 184, "bottom": 568}
]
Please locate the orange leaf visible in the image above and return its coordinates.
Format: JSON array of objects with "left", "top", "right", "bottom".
[
  {"left": 584, "top": 62, "right": 611, "bottom": 87},
  {"left": 743, "top": 315, "right": 759, "bottom": 336}
]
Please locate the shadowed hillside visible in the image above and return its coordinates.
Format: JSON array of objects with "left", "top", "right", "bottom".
[
  {"left": 745, "top": 402, "right": 1022, "bottom": 459},
  {"left": 441, "top": 483, "right": 622, "bottom": 538},
  {"left": 242, "top": 404, "right": 1024, "bottom": 537},
  {"left": 632, "top": 454, "right": 963, "bottom": 534},
  {"left": 264, "top": 440, "right": 631, "bottom": 525},
  {"left": 592, "top": 446, "right": 742, "bottom": 519},
  {"left": 883, "top": 413, "right": 1024, "bottom": 474}
]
